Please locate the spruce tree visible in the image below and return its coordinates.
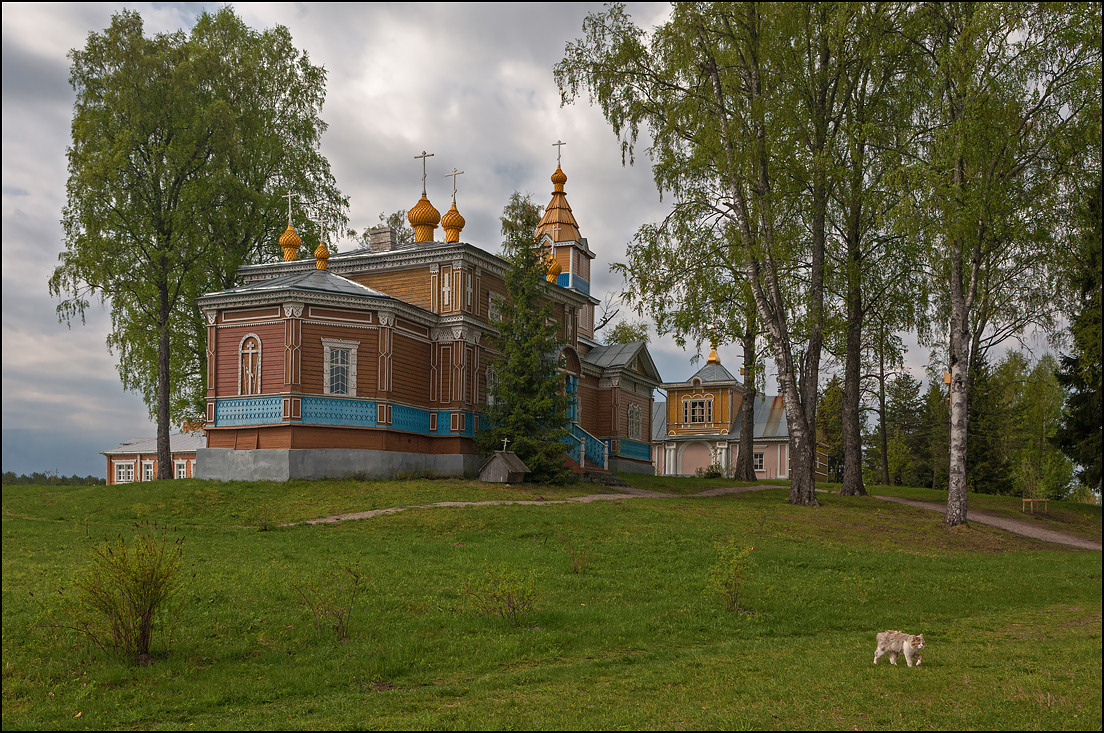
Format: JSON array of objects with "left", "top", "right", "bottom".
[{"left": 478, "top": 193, "right": 571, "bottom": 484}]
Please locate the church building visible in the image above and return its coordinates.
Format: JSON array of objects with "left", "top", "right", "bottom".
[{"left": 196, "top": 159, "right": 661, "bottom": 481}]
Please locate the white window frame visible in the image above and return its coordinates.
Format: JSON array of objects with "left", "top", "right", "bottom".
[
  {"left": 322, "top": 338, "right": 359, "bottom": 397},
  {"left": 684, "top": 398, "right": 713, "bottom": 424},
  {"left": 239, "top": 333, "right": 262, "bottom": 396},
  {"left": 174, "top": 460, "right": 188, "bottom": 479},
  {"left": 485, "top": 366, "right": 497, "bottom": 405},
  {"left": 753, "top": 452, "right": 765, "bottom": 472},
  {"left": 115, "top": 461, "right": 135, "bottom": 484},
  {"left": 627, "top": 403, "right": 642, "bottom": 440},
  {"left": 487, "top": 294, "right": 504, "bottom": 323},
  {"left": 142, "top": 460, "right": 155, "bottom": 482}
]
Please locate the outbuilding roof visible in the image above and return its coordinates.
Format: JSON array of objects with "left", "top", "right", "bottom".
[{"left": 102, "top": 433, "right": 207, "bottom": 456}]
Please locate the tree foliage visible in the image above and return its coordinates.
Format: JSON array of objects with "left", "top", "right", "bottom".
[
  {"left": 50, "top": 9, "right": 347, "bottom": 477},
  {"left": 477, "top": 193, "right": 572, "bottom": 484},
  {"left": 1054, "top": 179, "right": 1103, "bottom": 492}
]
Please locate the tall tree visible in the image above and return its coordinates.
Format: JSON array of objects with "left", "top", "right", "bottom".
[
  {"left": 558, "top": 2, "right": 864, "bottom": 505},
  {"left": 477, "top": 193, "right": 571, "bottom": 484},
  {"left": 50, "top": 9, "right": 347, "bottom": 477},
  {"left": 1054, "top": 179, "right": 1103, "bottom": 492},
  {"left": 816, "top": 375, "right": 845, "bottom": 483},
  {"left": 908, "top": 3, "right": 1099, "bottom": 524}
]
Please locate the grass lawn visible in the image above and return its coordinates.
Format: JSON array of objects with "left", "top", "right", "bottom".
[{"left": 3, "top": 477, "right": 1101, "bottom": 730}]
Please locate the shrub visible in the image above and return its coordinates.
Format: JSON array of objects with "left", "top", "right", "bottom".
[
  {"left": 72, "top": 522, "right": 184, "bottom": 660},
  {"left": 461, "top": 566, "right": 538, "bottom": 626},
  {"left": 695, "top": 462, "right": 726, "bottom": 479},
  {"left": 710, "top": 537, "right": 756, "bottom": 613},
  {"left": 291, "top": 563, "right": 366, "bottom": 639},
  {"left": 557, "top": 533, "right": 592, "bottom": 574}
]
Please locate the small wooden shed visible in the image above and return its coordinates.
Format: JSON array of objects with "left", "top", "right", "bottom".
[{"left": 479, "top": 452, "right": 530, "bottom": 484}]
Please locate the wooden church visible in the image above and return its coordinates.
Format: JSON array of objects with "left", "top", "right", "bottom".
[{"left": 195, "top": 159, "right": 661, "bottom": 481}]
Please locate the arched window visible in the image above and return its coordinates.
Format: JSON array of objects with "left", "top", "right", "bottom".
[{"left": 239, "top": 334, "right": 262, "bottom": 395}]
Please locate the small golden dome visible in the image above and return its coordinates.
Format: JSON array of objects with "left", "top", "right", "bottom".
[
  {"left": 707, "top": 345, "right": 721, "bottom": 364},
  {"left": 441, "top": 202, "right": 466, "bottom": 243},
  {"left": 408, "top": 195, "right": 441, "bottom": 243},
  {"left": 545, "top": 252, "right": 562, "bottom": 282},
  {"left": 279, "top": 224, "right": 302, "bottom": 261},
  {"left": 551, "top": 165, "right": 567, "bottom": 191},
  {"left": 314, "top": 242, "right": 330, "bottom": 270}
]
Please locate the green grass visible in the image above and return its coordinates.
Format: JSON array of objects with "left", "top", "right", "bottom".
[
  {"left": 617, "top": 473, "right": 784, "bottom": 494},
  {"left": 3, "top": 478, "right": 1101, "bottom": 729},
  {"left": 855, "top": 483, "right": 1103, "bottom": 544}
]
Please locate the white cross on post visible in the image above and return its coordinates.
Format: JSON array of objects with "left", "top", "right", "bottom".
[
  {"left": 283, "top": 190, "right": 298, "bottom": 227},
  {"left": 501, "top": 437, "right": 510, "bottom": 452},
  {"left": 445, "top": 168, "right": 464, "bottom": 204},
  {"left": 415, "top": 150, "right": 434, "bottom": 196},
  {"left": 552, "top": 139, "right": 566, "bottom": 166}
]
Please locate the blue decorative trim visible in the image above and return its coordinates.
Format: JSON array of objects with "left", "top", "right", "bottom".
[
  {"left": 557, "top": 273, "right": 570, "bottom": 288},
  {"left": 562, "top": 434, "right": 582, "bottom": 464},
  {"left": 572, "top": 276, "right": 590, "bottom": 295},
  {"left": 214, "top": 397, "right": 283, "bottom": 427},
  {"left": 393, "top": 403, "right": 432, "bottom": 435},
  {"left": 617, "top": 438, "right": 652, "bottom": 461},
  {"left": 302, "top": 396, "right": 376, "bottom": 427},
  {"left": 434, "top": 411, "right": 452, "bottom": 436}
]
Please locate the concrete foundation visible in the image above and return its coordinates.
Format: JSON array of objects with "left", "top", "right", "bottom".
[
  {"left": 196, "top": 448, "right": 483, "bottom": 481},
  {"left": 608, "top": 456, "right": 655, "bottom": 474}
]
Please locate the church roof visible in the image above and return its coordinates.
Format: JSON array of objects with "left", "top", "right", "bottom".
[
  {"left": 536, "top": 165, "right": 582, "bottom": 243},
  {"left": 200, "top": 269, "right": 392, "bottom": 301},
  {"left": 102, "top": 433, "right": 207, "bottom": 455},
  {"left": 583, "top": 341, "right": 662, "bottom": 383},
  {"left": 690, "top": 361, "right": 739, "bottom": 384}
]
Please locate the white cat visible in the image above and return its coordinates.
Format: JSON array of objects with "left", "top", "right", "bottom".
[{"left": 873, "top": 630, "right": 924, "bottom": 667}]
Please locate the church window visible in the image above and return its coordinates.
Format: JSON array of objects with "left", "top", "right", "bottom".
[
  {"left": 486, "top": 366, "right": 497, "bottom": 405},
  {"left": 442, "top": 273, "right": 452, "bottom": 309},
  {"left": 115, "top": 461, "right": 135, "bottom": 484},
  {"left": 627, "top": 403, "right": 642, "bottom": 440},
  {"left": 322, "top": 338, "right": 359, "bottom": 397},
  {"left": 239, "top": 334, "right": 262, "bottom": 395},
  {"left": 753, "top": 452, "right": 765, "bottom": 471},
  {"left": 174, "top": 460, "right": 188, "bottom": 479},
  {"left": 683, "top": 398, "right": 713, "bottom": 424},
  {"left": 488, "top": 294, "right": 504, "bottom": 323}
]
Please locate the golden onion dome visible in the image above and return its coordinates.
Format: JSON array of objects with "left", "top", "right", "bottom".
[
  {"left": 279, "top": 224, "right": 302, "bottom": 261},
  {"left": 551, "top": 165, "right": 567, "bottom": 191},
  {"left": 314, "top": 242, "right": 330, "bottom": 270},
  {"left": 545, "top": 252, "right": 562, "bottom": 282},
  {"left": 707, "top": 345, "right": 721, "bottom": 364},
  {"left": 441, "top": 202, "right": 466, "bottom": 243},
  {"left": 408, "top": 195, "right": 441, "bottom": 242}
]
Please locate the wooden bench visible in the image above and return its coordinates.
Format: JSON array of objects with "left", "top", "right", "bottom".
[{"left": 1022, "top": 497, "right": 1049, "bottom": 514}]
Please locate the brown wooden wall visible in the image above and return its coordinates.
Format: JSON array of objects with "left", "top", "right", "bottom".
[
  {"left": 579, "top": 376, "right": 600, "bottom": 435},
  {"left": 299, "top": 322, "right": 381, "bottom": 397},
  {"left": 391, "top": 333, "right": 432, "bottom": 406},
  {"left": 215, "top": 322, "right": 285, "bottom": 396},
  {"left": 207, "top": 425, "right": 478, "bottom": 454},
  {"left": 349, "top": 268, "right": 432, "bottom": 310}
]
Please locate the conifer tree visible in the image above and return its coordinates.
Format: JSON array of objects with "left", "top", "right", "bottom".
[{"left": 478, "top": 193, "right": 571, "bottom": 484}]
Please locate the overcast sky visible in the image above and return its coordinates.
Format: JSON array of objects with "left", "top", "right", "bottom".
[{"left": 4, "top": 2, "right": 1037, "bottom": 477}]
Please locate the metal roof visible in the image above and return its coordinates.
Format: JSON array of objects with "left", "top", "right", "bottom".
[
  {"left": 582, "top": 341, "right": 644, "bottom": 369},
  {"left": 200, "top": 269, "right": 392, "bottom": 301},
  {"left": 102, "top": 433, "right": 207, "bottom": 456},
  {"left": 689, "top": 361, "right": 738, "bottom": 384}
]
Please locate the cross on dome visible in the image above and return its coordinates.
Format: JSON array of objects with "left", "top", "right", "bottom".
[
  {"left": 445, "top": 168, "right": 464, "bottom": 204},
  {"left": 415, "top": 150, "right": 435, "bottom": 196},
  {"left": 553, "top": 139, "right": 566, "bottom": 166}
]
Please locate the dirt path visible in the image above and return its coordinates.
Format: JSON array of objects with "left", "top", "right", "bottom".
[
  {"left": 295, "top": 484, "right": 776, "bottom": 525},
  {"left": 873, "top": 495, "right": 1102, "bottom": 551},
  {"left": 294, "top": 484, "right": 1100, "bottom": 551}
]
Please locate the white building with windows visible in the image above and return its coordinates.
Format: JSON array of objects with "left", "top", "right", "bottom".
[{"left": 102, "top": 433, "right": 206, "bottom": 485}]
